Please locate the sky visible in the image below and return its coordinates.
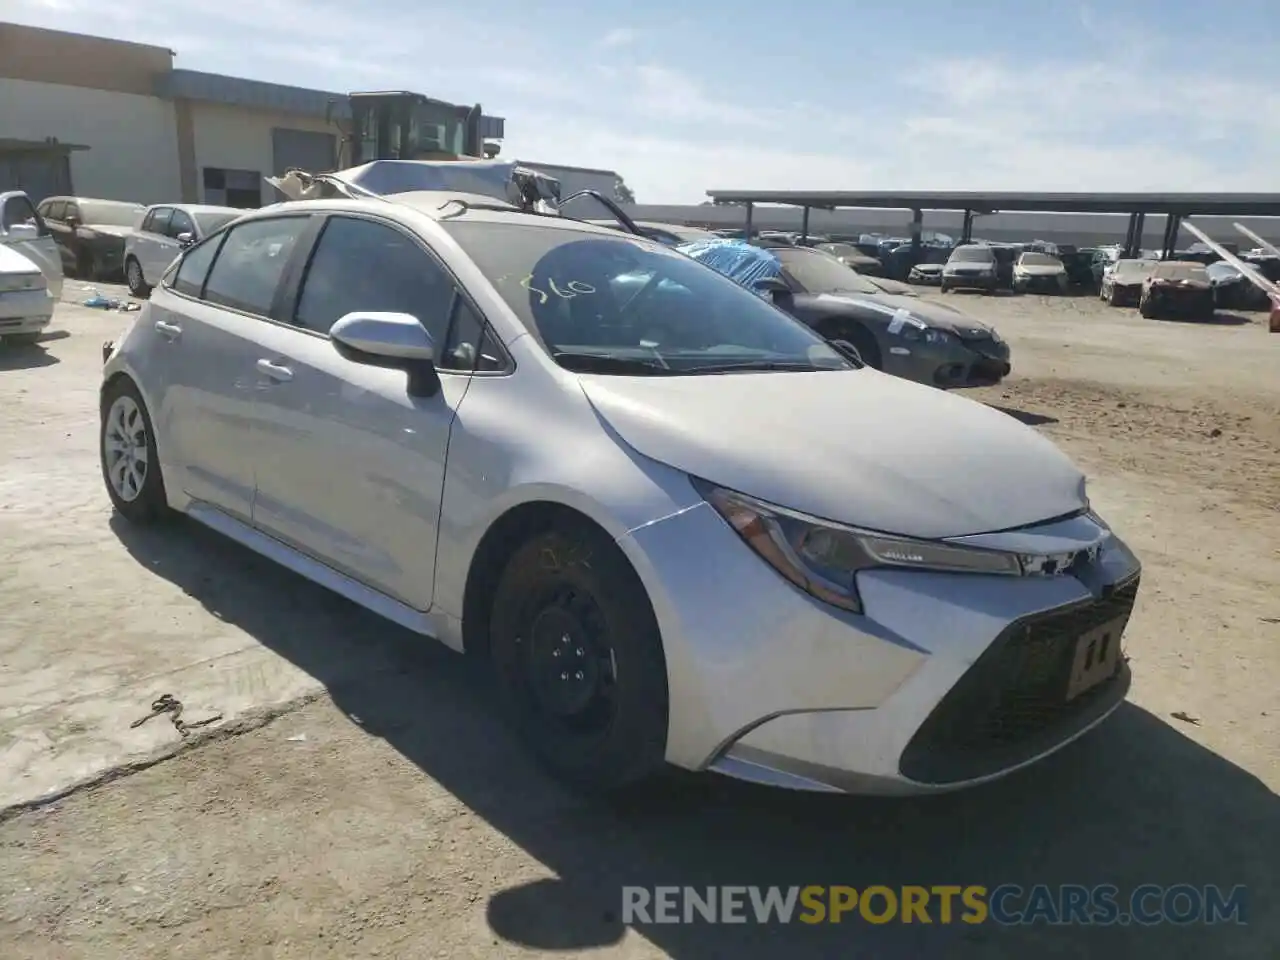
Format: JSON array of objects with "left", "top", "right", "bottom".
[{"left": 8, "top": 0, "right": 1280, "bottom": 203}]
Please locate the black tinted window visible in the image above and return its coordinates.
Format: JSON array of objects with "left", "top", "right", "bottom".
[
  {"left": 167, "top": 209, "right": 195, "bottom": 239},
  {"left": 145, "top": 208, "right": 172, "bottom": 235},
  {"left": 171, "top": 233, "right": 225, "bottom": 297},
  {"left": 294, "top": 216, "right": 455, "bottom": 339},
  {"left": 203, "top": 217, "right": 309, "bottom": 315},
  {"left": 442, "top": 298, "right": 505, "bottom": 372}
]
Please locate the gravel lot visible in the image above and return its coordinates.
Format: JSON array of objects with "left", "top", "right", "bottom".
[{"left": 1, "top": 283, "right": 1277, "bottom": 959}]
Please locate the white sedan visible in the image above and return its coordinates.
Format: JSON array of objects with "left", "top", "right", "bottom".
[
  {"left": 0, "top": 190, "right": 63, "bottom": 345},
  {"left": 123, "top": 203, "right": 242, "bottom": 297},
  {"left": 99, "top": 170, "right": 1142, "bottom": 795}
]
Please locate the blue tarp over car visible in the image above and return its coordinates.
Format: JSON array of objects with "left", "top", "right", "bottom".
[{"left": 676, "top": 238, "right": 782, "bottom": 297}]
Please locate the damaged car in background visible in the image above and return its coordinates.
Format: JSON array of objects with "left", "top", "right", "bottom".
[
  {"left": 815, "top": 241, "right": 885, "bottom": 276},
  {"left": 100, "top": 157, "right": 1141, "bottom": 797},
  {"left": 35, "top": 196, "right": 144, "bottom": 281},
  {"left": 941, "top": 244, "right": 1000, "bottom": 294},
  {"left": 1099, "top": 258, "right": 1157, "bottom": 307},
  {"left": 679, "top": 239, "right": 1011, "bottom": 389},
  {"left": 0, "top": 190, "right": 63, "bottom": 346},
  {"left": 1206, "top": 260, "right": 1273, "bottom": 311},
  {"left": 1013, "top": 251, "right": 1068, "bottom": 294},
  {"left": 1139, "top": 261, "right": 1215, "bottom": 320}
]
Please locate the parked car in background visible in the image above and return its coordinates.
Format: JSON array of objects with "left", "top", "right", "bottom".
[
  {"left": 124, "top": 203, "right": 243, "bottom": 297},
  {"left": 1206, "top": 260, "right": 1273, "bottom": 310},
  {"left": 1139, "top": 261, "right": 1215, "bottom": 320},
  {"left": 1060, "top": 247, "right": 1098, "bottom": 286},
  {"left": 1099, "top": 258, "right": 1157, "bottom": 307},
  {"left": 99, "top": 169, "right": 1140, "bottom": 796},
  {"left": 941, "top": 245, "right": 999, "bottom": 293},
  {"left": 908, "top": 262, "right": 944, "bottom": 285},
  {"left": 1091, "top": 246, "right": 1122, "bottom": 285},
  {"left": 0, "top": 191, "right": 62, "bottom": 345},
  {"left": 816, "top": 242, "right": 884, "bottom": 276},
  {"left": 35, "top": 196, "right": 144, "bottom": 281},
  {"left": 682, "top": 241, "right": 1011, "bottom": 388},
  {"left": 1013, "top": 251, "right": 1068, "bottom": 293}
]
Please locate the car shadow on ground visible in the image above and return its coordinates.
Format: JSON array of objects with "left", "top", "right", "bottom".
[
  {"left": 987, "top": 404, "right": 1059, "bottom": 427},
  {"left": 111, "top": 516, "right": 1278, "bottom": 959},
  {"left": 0, "top": 335, "right": 64, "bottom": 370},
  {"left": 1157, "top": 313, "right": 1254, "bottom": 327}
]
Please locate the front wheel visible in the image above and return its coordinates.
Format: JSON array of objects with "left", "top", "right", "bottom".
[
  {"left": 125, "top": 257, "right": 151, "bottom": 298},
  {"left": 100, "top": 378, "right": 171, "bottom": 523},
  {"left": 489, "top": 523, "right": 669, "bottom": 793}
]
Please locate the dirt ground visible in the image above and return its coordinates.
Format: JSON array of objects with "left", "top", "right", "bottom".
[{"left": 1, "top": 283, "right": 1277, "bottom": 959}]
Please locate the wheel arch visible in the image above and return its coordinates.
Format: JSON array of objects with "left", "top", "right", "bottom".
[{"left": 815, "top": 313, "right": 883, "bottom": 367}]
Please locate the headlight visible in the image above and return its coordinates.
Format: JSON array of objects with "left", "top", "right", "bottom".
[
  {"left": 0, "top": 273, "right": 44, "bottom": 292},
  {"left": 693, "top": 480, "right": 1023, "bottom": 614}
]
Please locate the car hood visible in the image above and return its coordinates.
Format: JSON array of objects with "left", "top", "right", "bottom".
[
  {"left": 578, "top": 369, "right": 1085, "bottom": 538},
  {"left": 1016, "top": 264, "right": 1065, "bottom": 276},
  {"left": 824, "top": 291, "right": 996, "bottom": 336},
  {"left": 0, "top": 244, "right": 44, "bottom": 277}
]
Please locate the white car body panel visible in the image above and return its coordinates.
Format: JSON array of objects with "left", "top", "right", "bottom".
[
  {"left": 100, "top": 186, "right": 1142, "bottom": 794},
  {"left": 0, "top": 190, "right": 63, "bottom": 304},
  {"left": 0, "top": 243, "right": 54, "bottom": 337}
]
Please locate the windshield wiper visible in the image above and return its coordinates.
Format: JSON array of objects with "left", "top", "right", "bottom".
[
  {"left": 685, "top": 360, "right": 840, "bottom": 374},
  {"left": 552, "top": 352, "right": 677, "bottom": 375}
]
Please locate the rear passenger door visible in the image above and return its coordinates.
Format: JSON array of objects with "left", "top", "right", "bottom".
[
  {"left": 247, "top": 214, "right": 500, "bottom": 610},
  {"left": 154, "top": 214, "right": 315, "bottom": 522}
]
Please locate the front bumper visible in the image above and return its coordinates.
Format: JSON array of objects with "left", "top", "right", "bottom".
[
  {"left": 933, "top": 334, "right": 1011, "bottom": 388},
  {"left": 0, "top": 288, "right": 54, "bottom": 337},
  {"left": 1143, "top": 287, "right": 1215, "bottom": 318},
  {"left": 942, "top": 272, "right": 997, "bottom": 290},
  {"left": 1016, "top": 274, "right": 1067, "bottom": 293},
  {"left": 623, "top": 504, "right": 1141, "bottom": 794}
]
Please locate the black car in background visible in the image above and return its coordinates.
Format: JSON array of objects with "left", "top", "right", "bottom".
[{"left": 35, "top": 196, "right": 144, "bottom": 280}]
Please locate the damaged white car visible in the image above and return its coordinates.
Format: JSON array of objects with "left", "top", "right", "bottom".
[
  {"left": 0, "top": 191, "right": 63, "bottom": 346},
  {"left": 100, "top": 159, "right": 1142, "bottom": 796}
]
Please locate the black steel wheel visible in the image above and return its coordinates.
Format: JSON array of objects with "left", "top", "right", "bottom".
[{"left": 489, "top": 523, "right": 668, "bottom": 793}]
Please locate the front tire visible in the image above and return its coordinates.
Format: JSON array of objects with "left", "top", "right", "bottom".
[
  {"left": 489, "top": 523, "right": 669, "bottom": 793},
  {"left": 125, "top": 257, "right": 151, "bottom": 298},
  {"left": 100, "top": 378, "right": 171, "bottom": 523}
]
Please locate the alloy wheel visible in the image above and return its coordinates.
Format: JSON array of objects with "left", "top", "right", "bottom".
[{"left": 103, "top": 395, "right": 149, "bottom": 502}]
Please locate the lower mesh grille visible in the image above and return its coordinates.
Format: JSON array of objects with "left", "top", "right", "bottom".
[{"left": 900, "top": 576, "right": 1139, "bottom": 785}]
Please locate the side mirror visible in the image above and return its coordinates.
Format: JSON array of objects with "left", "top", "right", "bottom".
[
  {"left": 65, "top": 215, "right": 81, "bottom": 229},
  {"left": 3, "top": 223, "right": 39, "bottom": 240},
  {"left": 753, "top": 275, "right": 793, "bottom": 305},
  {"left": 330, "top": 311, "right": 439, "bottom": 397},
  {"left": 176, "top": 232, "right": 194, "bottom": 248}
]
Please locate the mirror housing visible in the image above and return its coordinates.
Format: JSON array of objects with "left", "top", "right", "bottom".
[
  {"left": 753, "top": 275, "right": 793, "bottom": 306},
  {"left": 3, "top": 223, "right": 39, "bottom": 240},
  {"left": 330, "top": 311, "right": 439, "bottom": 396},
  {"left": 64, "top": 214, "right": 81, "bottom": 229},
  {"left": 176, "top": 231, "right": 194, "bottom": 248}
]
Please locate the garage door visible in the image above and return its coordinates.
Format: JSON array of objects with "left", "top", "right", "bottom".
[
  {"left": 0, "top": 151, "right": 73, "bottom": 203},
  {"left": 271, "top": 128, "right": 337, "bottom": 176}
]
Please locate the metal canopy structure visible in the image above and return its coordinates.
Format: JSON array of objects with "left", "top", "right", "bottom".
[{"left": 704, "top": 189, "right": 1280, "bottom": 259}]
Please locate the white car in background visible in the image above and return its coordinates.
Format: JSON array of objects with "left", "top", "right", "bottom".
[
  {"left": 99, "top": 162, "right": 1142, "bottom": 796},
  {"left": 124, "top": 203, "right": 242, "bottom": 297},
  {"left": 0, "top": 190, "right": 63, "bottom": 346}
]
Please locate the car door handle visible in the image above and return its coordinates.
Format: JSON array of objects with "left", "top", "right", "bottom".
[
  {"left": 154, "top": 320, "right": 182, "bottom": 340},
  {"left": 256, "top": 358, "right": 293, "bottom": 382}
]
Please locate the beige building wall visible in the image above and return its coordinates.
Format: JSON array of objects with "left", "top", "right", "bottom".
[
  {"left": 0, "top": 77, "right": 181, "bottom": 203},
  {"left": 189, "top": 102, "right": 340, "bottom": 206}
]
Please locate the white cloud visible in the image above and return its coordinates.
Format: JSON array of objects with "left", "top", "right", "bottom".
[
  {"left": 6, "top": 1, "right": 1280, "bottom": 202},
  {"left": 599, "top": 27, "right": 639, "bottom": 49}
]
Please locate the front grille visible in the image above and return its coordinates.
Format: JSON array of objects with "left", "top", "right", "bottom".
[{"left": 900, "top": 576, "right": 1139, "bottom": 785}]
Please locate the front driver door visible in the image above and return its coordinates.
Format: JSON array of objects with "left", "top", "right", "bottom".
[
  {"left": 248, "top": 214, "right": 479, "bottom": 611},
  {"left": 0, "top": 192, "right": 64, "bottom": 298}
]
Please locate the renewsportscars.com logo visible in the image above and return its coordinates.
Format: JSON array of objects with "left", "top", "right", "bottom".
[{"left": 622, "top": 884, "right": 1249, "bottom": 926}]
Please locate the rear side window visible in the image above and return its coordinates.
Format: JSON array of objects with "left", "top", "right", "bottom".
[
  {"left": 203, "top": 217, "right": 309, "bottom": 316},
  {"left": 171, "top": 234, "right": 224, "bottom": 297}
]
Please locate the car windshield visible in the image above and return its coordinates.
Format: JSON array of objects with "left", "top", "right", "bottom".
[
  {"left": 949, "top": 246, "right": 995, "bottom": 264},
  {"left": 79, "top": 201, "right": 143, "bottom": 227},
  {"left": 1113, "top": 259, "right": 1157, "bottom": 281},
  {"left": 772, "top": 248, "right": 880, "bottom": 295},
  {"left": 1152, "top": 262, "right": 1209, "bottom": 282},
  {"left": 443, "top": 221, "right": 853, "bottom": 375},
  {"left": 1019, "top": 252, "right": 1060, "bottom": 267},
  {"left": 194, "top": 210, "right": 240, "bottom": 235}
]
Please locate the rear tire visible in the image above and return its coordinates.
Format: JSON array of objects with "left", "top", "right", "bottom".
[
  {"left": 489, "top": 522, "right": 669, "bottom": 794},
  {"left": 100, "top": 378, "right": 172, "bottom": 524},
  {"left": 125, "top": 257, "right": 151, "bottom": 298}
]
